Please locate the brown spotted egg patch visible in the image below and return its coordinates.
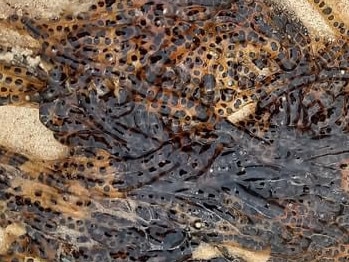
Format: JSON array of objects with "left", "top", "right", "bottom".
[{"left": 0, "top": 0, "right": 349, "bottom": 261}]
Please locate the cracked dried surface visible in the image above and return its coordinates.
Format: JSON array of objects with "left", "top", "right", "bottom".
[{"left": 0, "top": 0, "right": 349, "bottom": 261}]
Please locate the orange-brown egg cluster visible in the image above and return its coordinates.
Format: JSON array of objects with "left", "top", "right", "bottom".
[{"left": 0, "top": 0, "right": 349, "bottom": 261}]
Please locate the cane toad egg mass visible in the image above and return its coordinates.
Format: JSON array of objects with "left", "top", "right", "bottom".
[{"left": 0, "top": 0, "right": 349, "bottom": 261}]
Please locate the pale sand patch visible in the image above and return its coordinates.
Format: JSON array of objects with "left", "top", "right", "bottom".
[
  {"left": 0, "top": 28, "right": 39, "bottom": 52},
  {"left": 0, "top": 222, "right": 44, "bottom": 261},
  {"left": 193, "top": 243, "right": 270, "bottom": 262},
  {"left": 330, "top": 0, "right": 349, "bottom": 29},
  {"left": 0, "top": 0, "right": 94, "bottom": 55},
  {"left": 0, "top": 0, "right": 95, "bottom": 161},
  {"left": 270, "top": 0, "right": 336, "bottom": 40},
  {"left": 340, "top": 161, "right": 349, "bottom": 193},
  {"left": 338, "top": 0, "right": 349, "bottom": 20},
  {"left": 0, "top": 223, "right": 26, "bottom": 254},
  {"left": 0, "top": 106, "right": 69, "bottom": 160},
  {"left": 227, "top": 103, "right": 256, "bottom": 124},
  {"left": 0, "top": 0, "right": 94, "bottom": 19},
  {"left": 192, "top": 243, "right": 221, "bottom": 260}
]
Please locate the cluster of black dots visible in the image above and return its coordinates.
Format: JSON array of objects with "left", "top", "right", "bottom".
[
  {"left": 0, "top": 63, "right": 44, "bottom": 106},
  {"left": 313, "top": 0, "right": 349, "bottom": 36},
  {"left": 0, "top": 0, "right": 349, "bottom": 261}
]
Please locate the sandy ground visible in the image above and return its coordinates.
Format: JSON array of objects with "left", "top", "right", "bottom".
[
  {"left": 270, "top": 0, "right": 336, "bottom": 39},
  {"left": 0, "top": 0, "right": 348, "bottom": 261},
  {"left": 0, "top": 106, "right": 68, "bottom": 160},
  {"left": 0, "top": 0, "right": 94, "bottom": 160},
  {"left": 271, "top": 0, "right": 349, "bottom": 40}
]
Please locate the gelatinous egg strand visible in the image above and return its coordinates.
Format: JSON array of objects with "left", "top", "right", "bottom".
[{"left": 0, "top": 0, "right": 348, "bottom": 261}]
